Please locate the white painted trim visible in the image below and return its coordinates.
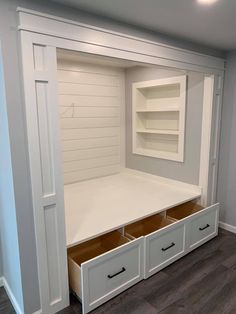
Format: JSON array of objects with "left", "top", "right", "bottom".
[
  {"left": 1, "top": 277, "right": 24, "bottom": 314},
  {"left": 32, "top": 310, "right": 42, "bottom": 314},
  {"left": 0, "top": 277, "right": 3, "bottom": 287},
  {"left": 17, "top": 7, "right": 225, "bottom": 72},
  {"left": 199, "top": 75, "right": 215, "bottom": 206},
  {"left": 219, "top": 221, "right": 236, "bottom": 234}
]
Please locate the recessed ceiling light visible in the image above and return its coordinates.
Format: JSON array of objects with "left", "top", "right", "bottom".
[{"left": 197, "top": 0, "right": 218, "bottom": 5}]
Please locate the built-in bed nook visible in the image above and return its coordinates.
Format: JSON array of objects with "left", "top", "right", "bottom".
[
  {"left": 18, "top": 9, "right": 223, "bottom": 314},
  {"left": 56, "top": 50, "right": 219, "bottom": 313}
]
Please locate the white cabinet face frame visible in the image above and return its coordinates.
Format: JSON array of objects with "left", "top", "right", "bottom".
[{"left": 18, "top": 8, "right": 224, "bottom": 314}]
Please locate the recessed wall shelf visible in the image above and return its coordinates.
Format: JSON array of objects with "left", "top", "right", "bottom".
[{"left": 132, "top": 76, "right": 187, "bottom": 162}]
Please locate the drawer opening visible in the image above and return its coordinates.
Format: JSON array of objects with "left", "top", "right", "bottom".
[
  {"left": 68, "top": 230, "right": 130, "bottom": 266},
  {"left": 124, "top": 214, "right": 173, "bottom": 238},
  {"left": 167, "top": 201, "right": 204, "bottom": 221}
]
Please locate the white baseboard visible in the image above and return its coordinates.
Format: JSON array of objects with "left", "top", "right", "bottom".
[
  {"left": 32, "top": 310, "right": 42, "bottom": 314},
  {"left": 1, "top": 277, "right": 24, "bottom": 314},
  {"left": 0, "top": 276, "right": 3, "bottom": 287},
  {"left": 219, "top": 221, "right": 236, "bottom": 234}
]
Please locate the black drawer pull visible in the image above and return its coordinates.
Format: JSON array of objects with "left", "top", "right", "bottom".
[
  {"left": 162, "top": 242, "right": 175, "bottom": 252},
  {"left": 199, "top": 224, "right": 210, "bottom": 231},
  {"left": 107, "top": 267, "right": 126, "bottom": 279}
]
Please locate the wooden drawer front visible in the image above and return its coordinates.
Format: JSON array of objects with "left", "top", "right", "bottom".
[
  {"left": 82, "top": 237, "right": 143, "bottom": 313},
  {"left": 145, "top": 223, "right": 185, "bottom": 278},
  {"left": 186, "top": 203, "right": 219, "bottom": 251}
]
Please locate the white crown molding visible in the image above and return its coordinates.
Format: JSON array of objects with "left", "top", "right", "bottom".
[{"left": 17, "top": 7, "right": 225, "bottom": 72}]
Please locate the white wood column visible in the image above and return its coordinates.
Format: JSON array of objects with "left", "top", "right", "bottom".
[{"left": 20, "top": 32, "right": 69, "bottom": 314}]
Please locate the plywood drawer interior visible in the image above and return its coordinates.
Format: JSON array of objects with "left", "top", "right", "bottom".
[
  {"left": 166, "top": 201, "right": 204, "bottom": 220},
  {"left": 68, "top": 230, "right": 130, "bottom": 267},
  {"left": 125, "top": 213, "right": 173, "bottom": 238},
  {"left": 68, "top": 230, "right": 131, "bottom": 299}
]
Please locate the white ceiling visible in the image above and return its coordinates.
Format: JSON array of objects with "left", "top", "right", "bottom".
[{"left": 51, "top": 0, "right": 236, "bottom": 51}]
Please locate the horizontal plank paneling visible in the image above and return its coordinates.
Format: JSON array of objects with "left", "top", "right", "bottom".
[
  {"left": 61, "top": 127, "right": 120, "bottom": 140},
  {"left": 58, "top": 70, "right": 119, "bottom": 86},
  {"left": 61, "top": 117, "right": 120, "bottom": 129},
  {"left": 62, "top": 146, "right": 120, "bottom": 162},
  {"left": 63, "top": 165, "right": 120, "bottom": 184},
  {"left": 58, "top": 60, "right": 123, "bottom": 183},
  {"left": 59, "top": 95, "right": 119, "bottom": 107},
  {"left": 58, "top": 61, "right": 122, "bottom": 76},
  {"left": 58, "top": 82, "right": 119, "bottom": 97},
  {"left": 62, "top": 136, "right": 119, "bottom": 151},
  {"left": 64, "top": 155, "right": 120, "bottom": 173},
  {"left": 59, "top": 106, "right": 119, "bottom": 118}
]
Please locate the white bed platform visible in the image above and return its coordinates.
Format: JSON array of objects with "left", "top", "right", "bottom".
[
  {"left": 65, "top": 168, "right": 201, "bottom": 247},
  {"left": 64, "top": 168, "right": 201, "bottom": 247}
]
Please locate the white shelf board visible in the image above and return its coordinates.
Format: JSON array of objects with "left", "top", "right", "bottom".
[
  {"left": 136, "top": 129, "right": 179, "bottom": 135},
  {"left": 134, "top": 148, "right": 183, "bottom": 161},
  {"left": 136, "top": 108, "right": 179, "bottom": 112},
  {"left": 64, "top": 168, "right": 201, "bottom": 247}
]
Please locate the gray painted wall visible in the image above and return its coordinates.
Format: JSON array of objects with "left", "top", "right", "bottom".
[
  {"left": 0, "top": 44, "right": 24, "bottom": 312},
  {"left": 0, "top": 0, "right": 222, "bottom": 313},
  {"left": 217, "top": 51, "right": 236, "bottom": 226},
  {"left": 0, "top": 233, "right": 2, "bottom": 278},
  {"left": 125, "top": 66, "right": 204, "bottom": 185}
]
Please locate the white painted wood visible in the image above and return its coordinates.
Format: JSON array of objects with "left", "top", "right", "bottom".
[
  {"left": 61, "top": 127, "right": 120, "bottom": 140},
  {"left": 59, "top": 95, "right": 120, "bottom": 107},
  {"left": 17, "top": 8, "right": 225, "bottom": 72},
  {"left": 132, "top": 76, "right": 186, "bottom": 161},
  {"left": 58, "top": 59, "right": 124, "bottom": 183},
  {"left": 0, "top": 277, "right": 3, "bottom": 287},
  {"left": 17, "top": 8, "right": 223, "bottom": 314},
  {"left": 219, "top": 221, "right": 236, "bottom": 233},
  {"left": 208, "top": 73, "right": 224, "bottom": 205},
  {"left": 64, "top": 165, "right": 121, "bottom": 184},
  {"left": 57, "top": 70, "right": 119, "bottom": 86},
  {"left": 145, "top": 222, "right": 185, "bottom": 278},
  {"left": 70, "top": 237, "right": 144, "bottom": 314},
  {"left": 2, "top": 277, "right": 24, "bottom": 314},
  {"left": 20, "top": 32, "right": 69, "bottom": 314},
  {"left": 62, "top": 146, "right": 120, "bottom": 162},
  {"left": 199, "top": 76, "right": 215, "bottom": 206},
  {"left": 185, "top": 203, "right": 219, "bottom": 252},
  {"left": 64, "top": 169, "right": 201, "bottom": 247}
]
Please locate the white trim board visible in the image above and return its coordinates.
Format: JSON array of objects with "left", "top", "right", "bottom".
[
  {"left": 1, "top": 277, "right": 24, "bottom": 314},
  {"left": 17, "top": 8, "right": 225, "bottom": 72},
  {"left": 219, "top": 221, "right": 236, "bottom": 234}
]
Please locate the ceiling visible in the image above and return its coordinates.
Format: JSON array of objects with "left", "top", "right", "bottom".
[{"left": 51, "top": 0, "right": 236, "bottom": 51}]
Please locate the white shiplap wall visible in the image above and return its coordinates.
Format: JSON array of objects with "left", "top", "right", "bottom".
[{"left": 57, "top": 59, "right": 125, "bottom": 184}]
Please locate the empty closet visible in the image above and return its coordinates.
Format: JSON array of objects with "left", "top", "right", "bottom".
[{"left": 19, "top": 8, "right": 224, "bottom": 314}]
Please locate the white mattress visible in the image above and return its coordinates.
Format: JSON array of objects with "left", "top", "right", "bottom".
[{"left": 64, "top": 168, "right": 201, "bottom": 247}]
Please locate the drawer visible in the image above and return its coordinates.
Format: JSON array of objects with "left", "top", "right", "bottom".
[
  {"left": 186, "top": 203, "right": 219, "bottom": 251},
  {"left": 68, "top": 230, "right": 143, "bottom": 314},
  {"left": 125, "top": 214, "right": 185, "bottom": 278},
  {"left": 167, "top": 202, "right": 219, "bottom": 252}
]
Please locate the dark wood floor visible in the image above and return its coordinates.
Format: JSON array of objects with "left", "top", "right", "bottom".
[{"left": 2, "top": 229, "right": 236, "bottom": 314}]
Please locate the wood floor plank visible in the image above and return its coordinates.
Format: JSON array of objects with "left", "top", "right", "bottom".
[{"left": 0, "top": 287, "right": 16, "bottom": 314}]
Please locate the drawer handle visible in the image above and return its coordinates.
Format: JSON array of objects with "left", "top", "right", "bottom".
[
  {"left": 107, "top": 267, "right": 126, "bottom": 279},
  {"left": 162, "top": 242, "right": 175, "bottom": 252},
  {"left": 199, "top": 224, "right": 210, "bottom": 231}
]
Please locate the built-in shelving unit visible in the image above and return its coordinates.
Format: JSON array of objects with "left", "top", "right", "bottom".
[{"left": 132, "top": 76, "right": 187, "bottom": 161}]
